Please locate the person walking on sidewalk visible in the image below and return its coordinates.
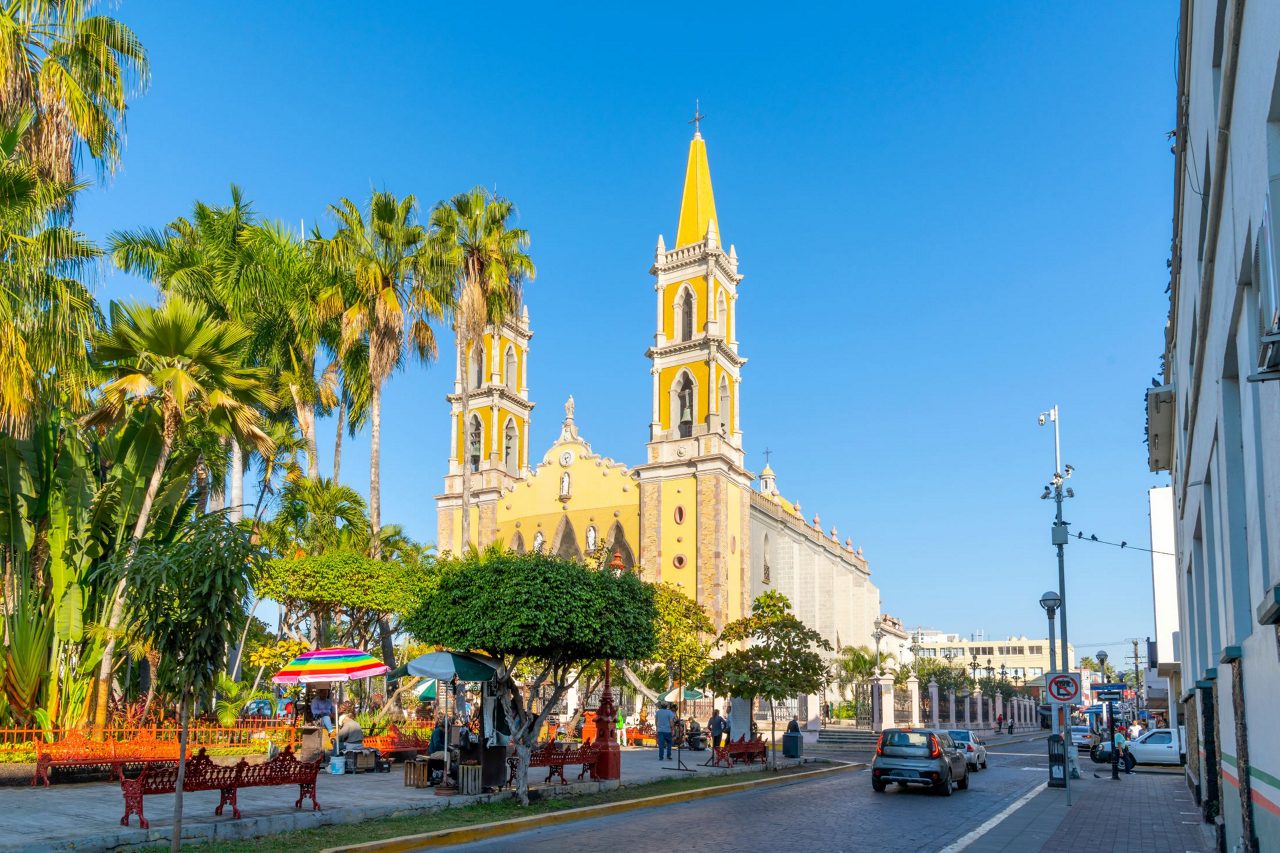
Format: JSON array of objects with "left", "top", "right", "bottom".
[
  {"left": 1113, "top": 729, "right": 1133, "bottom": 774},
  {"left": 655, "top": 702, "right": 675, "bottom": 761}
]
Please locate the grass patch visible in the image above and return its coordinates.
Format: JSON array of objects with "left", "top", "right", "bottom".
[{"left": 198, "top": 762, "right": 828, "bottom": 852}]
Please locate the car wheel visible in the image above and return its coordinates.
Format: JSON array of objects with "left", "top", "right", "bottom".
[
  {"left": 872, "top": 778, "right": 886, "bottom": 792},
  {"left": 967, "top": 761, "right": 977, "bottom": 771},
  {"left": 938, "top": 772, "right": 954, "bottom": 796},
  {"left": 981, "top": 758, "right": 988, "bottom": 769},
  {"left": 957, "top": 768, "right": 969, "bottom": 790}
]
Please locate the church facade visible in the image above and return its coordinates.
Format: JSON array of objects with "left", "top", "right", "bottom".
[{"left": 435, "top": 130, "right": 880, "bottom": 663}]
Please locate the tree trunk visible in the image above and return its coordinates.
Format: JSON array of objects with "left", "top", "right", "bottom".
[
  {"left": 290, "top": 387, "right": 319, "bottom": 482},
  {"left": 92, "top": 431, "right": 174, "bottom": 733},
  {"left": 458, "top": 338, "right": 472, "bottom": 552},
  {"left": 171, "top": 694, "right": 189, "bottom": 852},
  {"left": 769, "top": 701, "right": 776, "bottom": 770},
  {"left": 369, "top": 382, "right": 382, "bottom": 559},
  {"left": 228, "top": 597, "right": 259, "bottom": 681},
  {"left": 514, "top": 740, "right": 532, "bottom": 807},
  {"left": 332, "top": 397, "right": 345, "bottom": 481},
  {"left": 376, "top": 617, "right": 396, "bottom": 669},
  {"left": 141, "top": 651, "right": 159, "bottom": 722},
  {"left": 229, "top": 438, "right": 244, "bottom": 522}
]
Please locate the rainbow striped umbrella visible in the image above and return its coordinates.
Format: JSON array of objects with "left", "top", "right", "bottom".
[{"left": 272, "top": 647, "right": 390, "bottom": 684}]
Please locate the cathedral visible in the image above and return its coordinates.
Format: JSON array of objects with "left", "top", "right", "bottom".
[{"left": 435, "top": 128, "right": 881, "bottom": 665}]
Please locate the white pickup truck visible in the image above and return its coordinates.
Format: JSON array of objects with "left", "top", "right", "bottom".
[{"left": 1126, "top": 727, "right": 1186, "bottom": 766}]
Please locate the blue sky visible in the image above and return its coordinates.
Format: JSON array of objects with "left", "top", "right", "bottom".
[{"left": 79, "top": 2, "right": 1176, "bottom": 668}]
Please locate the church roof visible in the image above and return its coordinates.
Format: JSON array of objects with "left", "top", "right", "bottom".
[{"left": 675, "top": 132, "right": 719, "bottom": 248}]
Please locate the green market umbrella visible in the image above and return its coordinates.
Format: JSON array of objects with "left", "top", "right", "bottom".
[
  {"left": 391, "top": 650, "right": 499, "bottom": 682},
  {"left": 417, "top": 680, "right": 438, "bottom": 701},
  {"left": 661, "top": 686, "right": 704, "bottom": 702}
]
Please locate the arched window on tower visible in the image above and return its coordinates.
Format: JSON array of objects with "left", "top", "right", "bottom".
[
  {"left": 472, "top": 344, "right": 485, "bottom": 388},
  {"left": 718, "top": 375, "right": 730, "bottom": 432},
  {"left": 676, "top": 373, "right": 694, "bottom": 438},
  {"left": 680, "top": 288, "right": 694, "bottom": 341},
  {"left": 503, "top": 418, "right": 518, "bottom": 475},
  {"left": 762, "top": 533, "right": 772, "bottom": 585},
  {"left": 716, "top": 291, "right": 727, "bottom": 335},
  {"left": 504, "top": 346, "right": 517, "bottom": 391},
  {"left": 468, "top": 414, "right": 483, "bottom": 472}
]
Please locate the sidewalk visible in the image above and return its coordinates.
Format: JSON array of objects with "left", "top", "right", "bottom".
[{"left": 966, "top": 768, "right": 1215, "bottom": 853}]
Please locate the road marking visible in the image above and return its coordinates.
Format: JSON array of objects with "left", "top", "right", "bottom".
[{"left": 936, "top": 784, "right": 1044, "bottom": 853}]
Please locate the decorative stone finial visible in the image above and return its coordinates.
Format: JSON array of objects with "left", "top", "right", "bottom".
[
  {"left": 558, "top": 395, "right": 580, "bottom": 441},
  {"left": 706, "top": 219, "right": 718, "bottom": 249},
  {"left": 565, "top": 395, "right": 575, "bottom": 420},
  {"left": 656, "top": 234, "right": 666, "bottom": 259}
]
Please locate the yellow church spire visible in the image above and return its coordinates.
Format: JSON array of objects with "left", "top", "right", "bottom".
[{"left": 675, "top": 122, "right": 719, "bottom": 248}]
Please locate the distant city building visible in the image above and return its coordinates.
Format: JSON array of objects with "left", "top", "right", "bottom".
[
  {"left": 913, "top": 635, "right": 1074, "bottom": 684},
  {"left": 1147, "top": 2, "right": 1280, "bottom": 848}
]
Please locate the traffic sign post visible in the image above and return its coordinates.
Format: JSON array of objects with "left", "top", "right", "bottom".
[{"left": 1046, "top": 672, "right": 1082, "bottom": 705}]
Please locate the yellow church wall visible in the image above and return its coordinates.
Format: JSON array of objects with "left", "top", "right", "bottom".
[
  {"left": 657, "top": 475, "right": 698, "bottom": 597},
  {"left": 657, "top": 361, "right": 710, "bottom": 430}
]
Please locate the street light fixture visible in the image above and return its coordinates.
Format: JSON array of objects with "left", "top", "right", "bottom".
[{"left": 871, "top": 619, "right": 885, "bottom": 676}]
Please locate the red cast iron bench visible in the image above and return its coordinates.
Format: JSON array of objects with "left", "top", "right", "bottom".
[
  {"left": 364, "top": 723, "right": 432, "bottom": 755},
  {"left": 709, "top": 737, "right": 768, "bottom": 768},
  {"left": 508, "top": 741, "right": 600, "bottom": 786},
  {"left": 120, "top": 746, "right": 322, "bottom": 829}
]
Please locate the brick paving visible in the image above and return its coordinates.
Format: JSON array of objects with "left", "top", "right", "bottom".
[{"left": 966, "top": 767, "right": 1214, "bottom": 853}]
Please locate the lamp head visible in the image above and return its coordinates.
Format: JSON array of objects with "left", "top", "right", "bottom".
[
  {"left": 1096, "top": 650, "right": 1108, "bottom": 666},
  {"left": 1039, "top": 590, "right": 1061, "bottom": 613}
]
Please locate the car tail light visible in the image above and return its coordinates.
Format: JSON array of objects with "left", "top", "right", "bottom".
[
  {"left": 929, "top": 735, "right": 942, "bottom": 759},
  {"left": 967, "top": 744, "right": 975, "bottom": 753},
  {"left": 875, "top": 735, "right": 884, "bottom": 756}
]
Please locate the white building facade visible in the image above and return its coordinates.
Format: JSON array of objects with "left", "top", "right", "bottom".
[{"left": 1148, "top": 3, "right": 1280, "bottom": 849}]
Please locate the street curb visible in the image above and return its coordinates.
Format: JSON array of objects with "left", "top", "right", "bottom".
[{"left": 321, "top": 760, "right": 864, "bottom": 853}]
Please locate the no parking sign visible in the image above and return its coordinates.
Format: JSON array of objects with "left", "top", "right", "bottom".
[{"left": 1046, "top": 672, "right": 1081, "bottom": 704}]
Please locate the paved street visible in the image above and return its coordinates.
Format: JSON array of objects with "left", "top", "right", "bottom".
[
  {"left": 449, "top": 741, "right": 1215, "bottom": 853},
  {"left": 452, "top": 741, "right": 1048, "bottom": 852}
]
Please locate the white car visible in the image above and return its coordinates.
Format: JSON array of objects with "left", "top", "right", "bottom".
[
  {"left": 1127, "top": 728, "right": 1186, "bottom": 766},
  {"left": 947, "top": 729, "right": 988, "bottom": 770},
  {"left": 1069, "top": 725, "right": 1099, "bottom": 748}
]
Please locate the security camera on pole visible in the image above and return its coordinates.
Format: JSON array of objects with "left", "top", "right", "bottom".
[{"left": 1038, "top": 405, "right": 1079, "bottom": 779}]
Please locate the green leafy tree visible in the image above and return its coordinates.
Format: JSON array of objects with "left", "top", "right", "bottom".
[
  {"left": 700, "top": 591, "right": 832, "bottom": 767},
  {"left": 405, "top": 547, "right": 656, "bottom": 805},
  {"left": 916, "top": 658, "right": 969, "bottom": 694},
  {"left": 83, "top": 296, "right": 275, "bottom": 732},
  {"left": 1078, "top": 655, "right": 1118, "bottom": 682},
  {"left": 647, "top": 582, "right": 713, "bottom": 692},
  {"left": 427, "top": 187, "right": 534, "bottom": 550},
  {"left": 114, "top": 513, "right": 259, "bottom": 852}
]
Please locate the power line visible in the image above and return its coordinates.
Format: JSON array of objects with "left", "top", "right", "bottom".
[{"left": 1071, "top": 530, "right": 1174, "bottom": 557}]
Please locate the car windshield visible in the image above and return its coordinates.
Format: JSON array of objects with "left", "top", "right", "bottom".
[
  {"left": 883, "top": 731, "right": 930, "bottom": 747},
  {"left": 1071, "top": 726, "right": 1088, "bottom": 732},
  {"left": 948, "top": 730, "right": 971, "bottom": 741}
]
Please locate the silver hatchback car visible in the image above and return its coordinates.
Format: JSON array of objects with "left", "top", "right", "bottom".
[{"left": 871, "top": 727, "right": 970, "bottom": 795}]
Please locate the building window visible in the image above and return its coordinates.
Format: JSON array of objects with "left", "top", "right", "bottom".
[
  {"left": 716, "top": 290, "right": 727, "bottom": 334},
  {"left": 674, "top": 506, "right": 686, "bottom": 524},
  {"left": 718, "top": 376, "right": 729, "bottom": 430},
  {"left": 762, "top": 533, "right": 771, "bottom": 585},
  {"left": 673, "top": 554, "right": 687, "bottom": 569},
  {"left": 504, "top": 346, "right": 517, "bottom": 391},
  {"left": 503, "top": 419, "right": 517, "bottom": 475},
  {"left": 679, "top": 288, "right": 694, "bottom": 341},
  {"left": 472, "top": 344, "right": 484, "bottom": 388},
  {"left": 468, "top": 415, "right": 482, "bottom": 473}
]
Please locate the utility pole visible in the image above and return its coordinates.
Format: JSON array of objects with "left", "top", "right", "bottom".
[
  {"left": 1039, "top": 405, "right": 1077, "bottom": 777},
  {"left": 1129, "top": 639, "right": 1144, "bottom": 713}
]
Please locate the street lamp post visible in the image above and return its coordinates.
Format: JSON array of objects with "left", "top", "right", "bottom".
[
  {"left": 1038, "top": 406, "right": 1075, "bottom": 688},
  {"left": 1098, "top": 649, "right": 1119, "bottom": 781},
  {"left": 1039, "top": 591, "right": 1061, "bottom": 734},
  {"left": 872, "top": 619, "right": 885, "bottom": 676}
]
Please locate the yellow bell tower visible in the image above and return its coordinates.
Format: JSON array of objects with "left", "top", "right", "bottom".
[
  {"left": 636, "top": 125, "right": 752, "bottom": 628},
  {"left": 435, "top": 306, "right": 534, "bottom": 553}
]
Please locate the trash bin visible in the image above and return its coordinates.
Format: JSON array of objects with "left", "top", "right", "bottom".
[
  {"left": 1047, "top": 734, "right": 1066, "bottom": 788},
  {"left": 783, "top": 731, "right": 803, "bottom": 758}
]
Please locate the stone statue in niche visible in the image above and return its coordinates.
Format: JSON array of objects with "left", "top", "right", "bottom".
[
  {"left": 560, "top": 472, "right": 571, "bottom": 497},
  {"left": 533, "top": 531, "right": 545, "bottom": 552},
  {"left": 586, "top": 526, "right": 597, "bottom": 551}
]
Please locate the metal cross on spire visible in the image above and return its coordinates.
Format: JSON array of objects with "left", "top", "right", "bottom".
[
  {"left": 763, "top": 447, "right": 773, "bottom": 466},
  {"left": 689, "top": 99, "right": 706, "bottom": 135}
]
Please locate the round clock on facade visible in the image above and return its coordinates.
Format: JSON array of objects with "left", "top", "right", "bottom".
[{"left": 560, "top": 450, "right": 573, "bottom": 466}]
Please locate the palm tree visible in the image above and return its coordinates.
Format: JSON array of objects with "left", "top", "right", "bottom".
[
  {"left": 271, "top": 477, "right": 368, "bottom": 556},
  {"left": 0, "top": 0, "right": 149, "bottom": 181},
  {"left": 109, "top": 188, "right": 265, "bottom": 520},
  {"left": 241, "top": 220, "right": 339, "bottom": 481},
  {"left": 427, "top": 187, "right": 535, "bottom": 550},
  {"left": 313, "top": 192, "right": 445, "bottom": 560},
  {"left": 0, "top": 110, "right": 100, "bottom": 436},
  {"left": 313, "top": 191, "right": 446, "bottom": 667},
  {"left": 83, "top": 295, "right": 275, "bottom": 732}
]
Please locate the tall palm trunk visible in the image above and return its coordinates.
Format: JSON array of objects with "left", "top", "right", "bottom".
[
  {"left": 332, "top": 398, "right": 345, "bottom": 481},
  {"left": 92, "top": 430, "right": 174, "bottom": 733},
  {"left": 229, "top": 438, "right": 244, "bottom": 522},
  {"left": 368, "top": 381, "right": 381, "bottom": 558},
  {"left": 458, "top": 337, "right": 472, "bottom": 552},
  {"left": 290, "top": 386, "right": 319, "bottom": 481}
]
